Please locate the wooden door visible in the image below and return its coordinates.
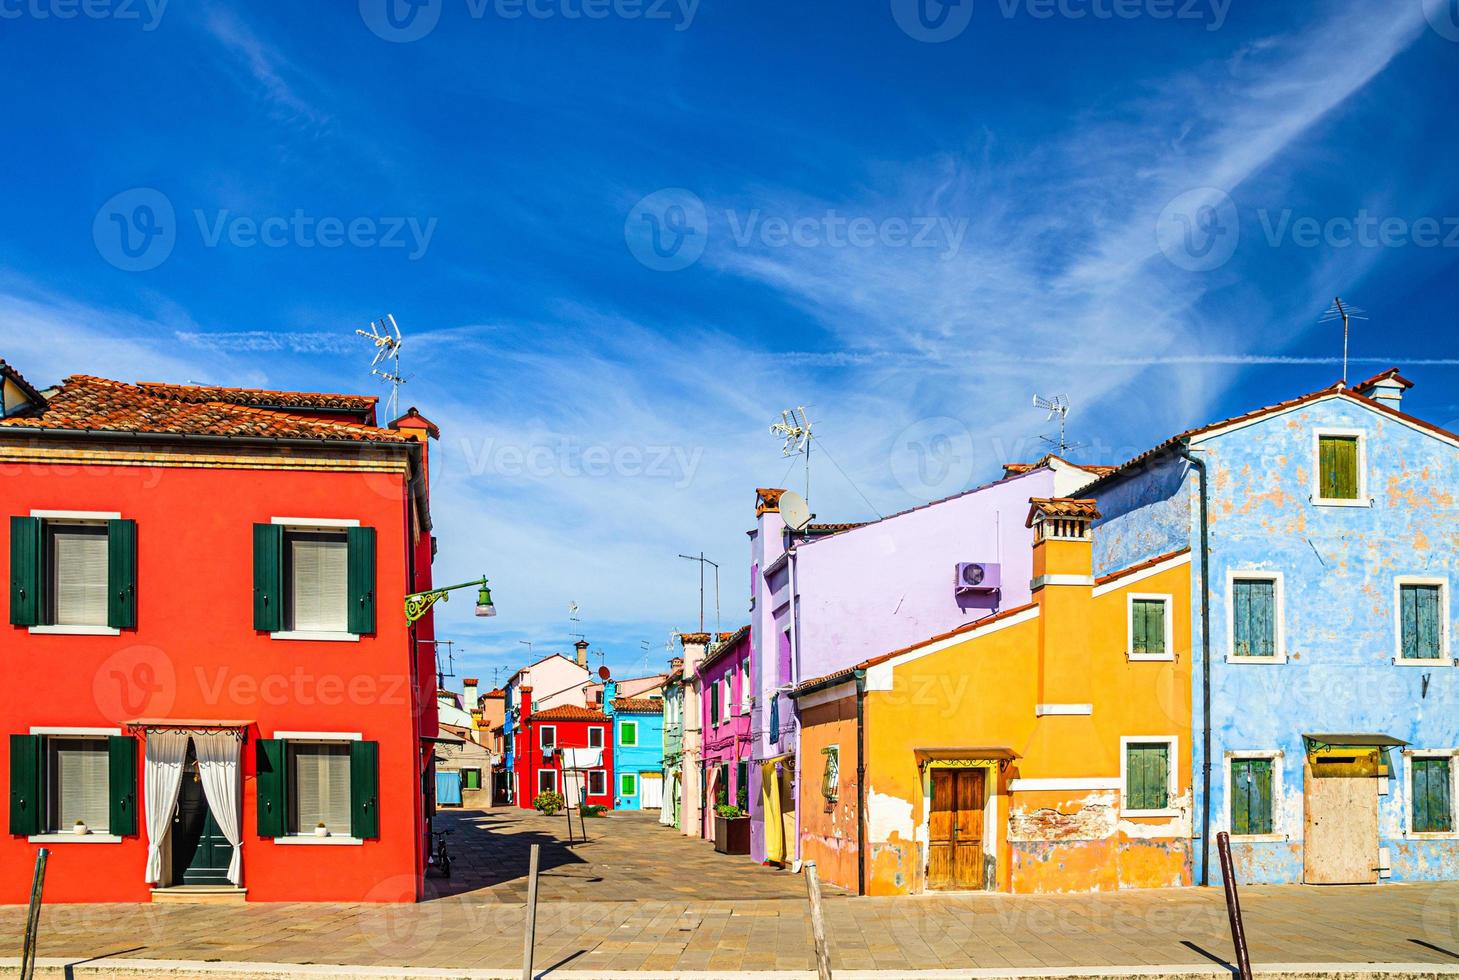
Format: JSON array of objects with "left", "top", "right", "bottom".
[
  {"left": 927, "top": 769, "right": 986, "bottom": 890},
  {"left": 171, "top": 757, "right": 233, "bottom": 886},
  {"left": 1303, "top": 762, "right": 1378, "bottom": 884}
]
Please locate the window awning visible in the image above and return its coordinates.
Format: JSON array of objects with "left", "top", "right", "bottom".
[
  {"left": 915, "top": 746, "right": 1021, "bottom": 763},
  {"left": 126, "top": 719, "right": 250, "bottom": 738},
  {"left": 1303, "top": 733, "right": 1408, "bottom": 750}
]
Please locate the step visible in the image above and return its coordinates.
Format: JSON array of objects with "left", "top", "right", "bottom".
[{"left": 149, "top": 885, "right": 248, "bottom": 905}]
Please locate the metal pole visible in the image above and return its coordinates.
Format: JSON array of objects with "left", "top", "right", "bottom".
[
  {"left": 804, "top": 860, "right": 832, "bottom": 980},
  {"left": 21, "top": 848, "right": 48, "bottom": 980},
  {"left": 1217, "top": 832, "right": 1253, "bottom": 980},
  {"left": 521, "top": 843, "right": 540, "bottom": 980}
]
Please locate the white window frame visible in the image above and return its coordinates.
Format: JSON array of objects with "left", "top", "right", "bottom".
[
  {"left": 539, "top": 725, "right": 557, "bottom": 751},
  {"left": 1311, "top": 428, "right": 1370, "bottom": 507},
  {"left": 537, "top": 769, "right": 559, "bottom": 795},
  {"left": 1127, "top": 592, "right": 1175, "bottom": 662},
  {"left": 269, "top": 517, "right": 360, "bottom": 642},
  {"left": 1393, "top": 576, "right": 1452, "bottom": 666},
  {"left": 588, "top": 770, "right": 607, "bottom": 796},
  {"left": 620, "top": 720, "right": 638, "bottom": 747},
  {"left": 619, "top": 772, "right": 638, "bottom": 797},
  {"left": 27, "top": 726, "right": 124, "bottom": 844},
  {"left": 1223, "top": 749, "right": 1285, "bottom": 843},
  {"left": 1225, "top": 570, "right": 1286, "bottom": 664},
  {"left": 276, "top": 733, "right": 360, "bottom": 844},
  {"left": 1403, "top": 749, "right": 1459, "bottom": 839},
  {"left": 587, "top": 726, "right": 604, "bottom": 748},
  {"left": 739, "top": 661, "right": 751, "bottom": 714},
  {"left": 1119, "top": 735, "right": 1180, "bottom": 818}
]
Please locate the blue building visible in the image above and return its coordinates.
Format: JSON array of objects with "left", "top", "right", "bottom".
[
  {"left": 1087, "top": 369, "right": 1459, "bottom": 885},
  {"left": 606, "top": 681, "right": 667, "bottom": 811}
]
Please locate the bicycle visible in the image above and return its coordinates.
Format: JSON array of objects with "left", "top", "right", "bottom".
[{"left": 429, "top": 828, "right": 454, "bottom": 878}]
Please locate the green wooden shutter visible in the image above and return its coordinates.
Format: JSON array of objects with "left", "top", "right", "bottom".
[
  {"left": 9, "top": 734, "right": 42, "bottom": 836},
  {"left": 1231, "top": 758, "right": 1273, "bottom": 835},
  {"left": 350, "top": 740, "right": 380, "bottom": 839},
  {"left": 107, "top": 734, "right": 137, "bottom": 836},
  {"left": 1132, "top": 600, "right": 1149, "bottom": 653},
  {"left": 1133, "top": 600, "right": 1165, "bottom": 654},
  {"left": 1318, "top": 436, "right": 1358, "bottom": 499},
  {"left": 107, "top": 519, "right": 137, "bottom": 630},
  {"left": 1233, "top": 579, "right": 1275, "bottom": 657},
  {"left": 1402, "top": 585, "right": 1420, "bottom": 660},
  {"left": 1400, "top": 585, "right": 1444, "bottom": 660},
  {"left": 252, "top": 524, "right": 283, "bottom": 632},
  {"left": 9, "top": 516, "right": 42, "bottom": 627},
  {"left": 1127, "top": 743, "right": 1169, "bottom": 810},
  {"left": 1414, "top": 758, "right": 1453, "bottom": 834},
  {"left": 346, "top": 526, "right": 376, "bottom": 635},
  {"left": 256, "top": 738, "right": 288, "bottom": 838}
]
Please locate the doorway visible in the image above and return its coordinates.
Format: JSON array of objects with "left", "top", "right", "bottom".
[
  {"left": 640, "top": 772, "right": 664, "bottom": 809},
  {"left": 171, "top": 743, "right": 235, "bottom": 886},
  {"left": 928, "top": 768, "right": 986, "bottom": 890},
  {"left": 1303, "top": 759, "right": 1378, "bottom": 884}
]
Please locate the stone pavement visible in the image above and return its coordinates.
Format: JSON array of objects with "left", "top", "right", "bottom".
[{"left": 6, "top": 808, "right": 1459, "bottom": 975}]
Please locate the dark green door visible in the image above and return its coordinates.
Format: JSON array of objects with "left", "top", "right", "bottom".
[{"left": 171, "top": 748, "right": 234, "bottom": 886}]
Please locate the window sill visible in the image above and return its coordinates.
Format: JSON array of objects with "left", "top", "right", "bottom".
[
  {"left": 270, "top": 630, "right": 360, "bottom": 643},
  {"left": 1228, "top": 832, "right": 1286, "bottom": 844},
  {"left": 29, "top": 624, "right": 120, "bottom": 636},
  {"left": 1312, "top": 497, "right": 1371, "bottom": 508},
  {"left": 1394, "top": 657, "right": 1452, "bottom": 667},
  {"left": 273, "top": 835, "right": 363, "bottom": 845},
  {"left": 1406, "top": 831, "right": 1459, "bottom": 841},
  {"left": 1127, "top": 652, "right": 1175, "bottom": 662},
  {"left": 29, "top": 833, "right": 122, "bottom": 844},
  {"left": 1225, "top": 655, "right": 1287, "bottom": 665},
  {"left": 1122, "top": 808, "right": 1183, "bottom": 819}
]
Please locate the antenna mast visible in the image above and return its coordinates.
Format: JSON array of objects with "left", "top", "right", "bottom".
[
  {"left": 1320, "top": 297, "right": 1368, "bottom": 387},
  {"left": 356, "top": 314, "right": 406, "bottom": 419},
  {"left": 567, "top": 601, "right": 585, "bottom": 645},
  {"left": 770, "top": 406, "right": 813, "bottom": 507},
  {"left": 1032, "top": 394, "right": 1078, "bottom": 455}
]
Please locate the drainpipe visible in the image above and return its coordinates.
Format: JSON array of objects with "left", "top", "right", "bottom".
[
  {"left": 1177, "top": 444, "right": 1213, "bottom": 887},
  {"left": 854, "top": 668, "right": 867, "bottom": 897},
  {"left": 787, "top": 544, "right": 805, "bottom": 865}
]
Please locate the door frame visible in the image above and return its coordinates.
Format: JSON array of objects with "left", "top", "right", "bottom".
[{"left": 918, "top": 759, "right": 999, "bottom": 892}]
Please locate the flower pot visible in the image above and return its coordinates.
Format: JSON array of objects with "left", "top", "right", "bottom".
[
  {"left": 73, "top": 823, "right": 89, "bottom": 836},
  {"left": 314, "top": 825, "right": 330, "bottom": 837},
  {"left": 714, "top": 815, "right": 750, "bottom": 855}
]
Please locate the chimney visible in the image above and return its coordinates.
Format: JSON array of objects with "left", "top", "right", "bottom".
[
  {"left": 462, "top": 677, "right": 479, "bottom": 710},
  {"left": 1026, "top": 497, "right": 1099, "bottom": 589},
  {"left": 1025, "top": 497, "right": 1101, "bottom": 710},
  {"left": 670, "top": 656, "right": 684, "bottom": 672},
  {"left": 1354, "top": 369, "right": 1413, "bottom": 412},
  {"left": 519, "top": 685, "right": 533, "bottom": 722},
  {"left": 678, "top": 632, "right": 711, "bottom": 679},
  {"left": 575, "top": 639, "right": 590, "bottom": 670}
]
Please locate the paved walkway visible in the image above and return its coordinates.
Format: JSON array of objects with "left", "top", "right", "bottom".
[{"left": 6, "top": 808, "right": 1459, "bottom": 974}]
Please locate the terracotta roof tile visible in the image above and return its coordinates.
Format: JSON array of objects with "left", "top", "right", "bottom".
[
  {"left": 0, "top": 375, "right": 410, "bottom": 444},
  {"left": 1353, "top": 368, "right": 1415, "bottom": 393},
  {"left": 529, "top": 704, "right": 607, "bottom": 722},
  {"left": 610, "top": 697, "right": 664, "bottom": 713},
  {"left": 700, "top": 624, "right": 751, "bottom": 672},
  {"left": 1025, "top": 497, "right": 1101, "bottom": 527},
  {"left": 1003, "top": 454, "right": 1118, "bottom": 477},
  {"left": 135, "top": 381, "right": 377, "bottom": 414},
  {"left": 1094, "top": 548, "right": 1191, "bottom": 586}
]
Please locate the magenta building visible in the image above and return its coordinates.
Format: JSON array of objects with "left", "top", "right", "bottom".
[
  {"left": 697, "top": 625, "right": 753, "bottom": 837},
  {"left": 745, "top": 458, "right": 1106, "bottom": 867}
]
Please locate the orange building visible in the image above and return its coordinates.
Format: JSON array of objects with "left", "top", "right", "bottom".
[
  {"left": 792, "top": 497, "right": 1192, "bottom": 895},
  {"left": 1, "top": 365, "right": 443, "bottom": 903}
]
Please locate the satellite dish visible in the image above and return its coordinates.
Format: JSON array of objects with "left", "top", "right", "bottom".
[
  {"left": 780, "top": 490, "right": 811, "bottom": 532},
  {"left": 597, "top": 665, "right": 611, "bottom": 681}
]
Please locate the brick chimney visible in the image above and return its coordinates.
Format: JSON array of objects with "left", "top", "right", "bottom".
[{"left": 575, "top": 639, "right": 590, "bottom": 670}]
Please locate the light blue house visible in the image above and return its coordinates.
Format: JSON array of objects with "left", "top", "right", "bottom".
[
  {"left": 606, "top": 681, "right": 667, "bottom": 811},
  {"left": 1087, "top": 369, "right": 1459, "bottom": 886}
]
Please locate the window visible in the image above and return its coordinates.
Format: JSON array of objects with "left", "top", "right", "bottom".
[
  {"left": 1409, "top": 754, "right": 1455, "bottom": 835},
  {"left": 821, "top": 746, "right": 840, "bottom": 802},
  {"left": 619, "top": 772, "right": 637, "bottom": 797},
  {"left": 1315, "top": 432, "right": 1365, "bottom": 503},
  {"left": 1122, "top": 738, "right": 1175, "bottom": 815},
  {"left": 289, "top": 742, "right": 350, "bottom": 834},
  {"left": 1229, "top": 573, "right": 1283, "bottom": 661},
  {"left": 285, "top": 530, "right": 348, "bottom": 632},
  {"left": 46, "top": 737, "right": 110, "bottom": 833},
  {"left": 1397, "top": 580, "right": 1448, "bottom": 663},
  {"left": 1128, "top": 594, "right": 1172, "bottom": 659},
  {"left": 723, "top": 679, "right": 732, "bottom": 721},
  {"left": 740, "top": 661, "right": 751, "bottom": 714},
  {"left": 735, "top": 761, "right": 748, "bottom": 809},
  {"left": 587, "top": 726, "right": 604, "bottom": 748},
  {"left": 10, "top": 514, "right": 136, "bottom": 633},
  {"left": 588, "top": 770, "right": 606, "bottom": 796},
  {"left": 539, "top": 726, "right": 556, "bottom": 750},
  {"left": 47, "top": 524, "right": 109, "bottom": 627},
  {"left": 537, "top": 769, "right": 558, "bottom": 794},
  {"left": 716, "top": 764, "right": 730, "bottom": 806},
  {"left": 462, "top": 768, "right": 481, "bottom": 790},
  {"left": 708, "top": 682, "right": 720, "bottom": 727},
  {"left": 1229, "top": 756, "right": 1275, "bottom": 836},
  {"left": 620, "top": 720, "right": 638, "bottom": 747}
]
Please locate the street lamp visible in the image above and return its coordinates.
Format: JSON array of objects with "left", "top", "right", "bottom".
[{"left": 404, "top": 575, "right": 497, "bottom": 623}]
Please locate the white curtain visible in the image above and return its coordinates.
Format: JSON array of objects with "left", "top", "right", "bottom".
[
  {"left": 194, "top": 731, "right": 244, "bottom": 885},
  {"left": 144, "top": 731, "right": 189, "bottom": 884}
]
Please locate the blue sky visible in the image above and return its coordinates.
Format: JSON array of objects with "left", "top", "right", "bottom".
[{"left": 3, "top": 0, "right": 1457, "bottom": 686}]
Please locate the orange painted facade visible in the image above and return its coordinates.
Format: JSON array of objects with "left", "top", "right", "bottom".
[
  {"left": 1, "top": 380, "right": 441, "bottom": 903},
  {"left": 795, "top": 499, "right": 1193, "bottom": 896}
]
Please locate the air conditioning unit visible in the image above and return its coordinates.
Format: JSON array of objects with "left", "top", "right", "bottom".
[{"left": 955, "top": 562, "right": 1001, "bottom": 594}]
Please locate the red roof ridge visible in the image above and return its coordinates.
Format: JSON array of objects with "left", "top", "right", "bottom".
[
  {"left": 136, "top": 380, "right": 378, "bottom": 412},
  {"left": 530, "top": 704, "right": 607, "bottom": 721},
  {"left": 1351, "top": 368, "right": 1415, "bottom": 392},
  {"left": 611, "top": 697, "right": 664, "bottom": 713}
]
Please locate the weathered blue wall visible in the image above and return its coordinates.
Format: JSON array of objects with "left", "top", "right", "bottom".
[{"left": 1094, "top": 393, "right": 1459, "bottom": 885}]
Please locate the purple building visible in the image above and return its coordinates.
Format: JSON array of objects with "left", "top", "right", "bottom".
[
  {"left": 746, "top": 457, "right": 1106, "bottom": 866},
  {"left": 697, "top": 625, "right": 753, "bottom": 838}
]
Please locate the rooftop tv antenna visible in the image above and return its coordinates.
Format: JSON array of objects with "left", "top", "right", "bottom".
[
  {"left": 1320, "top": 297, "right": 1368, "bottom": 387},
  {"left": 677, "top": 552, "right": 721, "bottom": 634},
  {"left": 770, "top": 406, "right": 813, "bottom": 506},
  {"left": 356, "top": 313, "right": 406, "bottom": 419},
  {"left": 1032, "top": 393, "right": 1079, "bottom": 455},
  {"left": 567, "top": 601, "right": 585, "bottom": 645}
]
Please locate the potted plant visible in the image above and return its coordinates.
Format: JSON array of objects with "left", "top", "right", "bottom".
[
  {"left": 533, "top": 790, "right": 565, "bottom": 816},
  {"left": 73, "top": 819, "right": 89, "bottom": 836},
  {"left": 314, "top": 822, "right": 330, "bottom": 838},
  {"left": 713, "top": 803, "right": 750, "bottom": 855},
  {"left": 581, "top": 804, "right": 607, "bottom": 818}
]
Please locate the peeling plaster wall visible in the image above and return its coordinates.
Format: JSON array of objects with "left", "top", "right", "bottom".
[
  {"left": 797, "top": 695, "right": 861, "bottom": 892},
  {"left": 1093, "top": 396, "right": 1459, "bottom": 884}
]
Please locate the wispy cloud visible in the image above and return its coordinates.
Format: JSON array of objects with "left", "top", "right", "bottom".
[{"left": 198, "top": 5, "right": 328, "bottom": 127}]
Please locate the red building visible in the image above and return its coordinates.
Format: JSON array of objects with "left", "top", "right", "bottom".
[
  {"left": 1, "top": 363, "right": 443, "bottom": 903},
  {"left": 513, "top": 696, "right": 614, "bottom": 810}
]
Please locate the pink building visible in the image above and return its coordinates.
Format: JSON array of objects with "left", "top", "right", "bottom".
[{"left": 698, "top": 626, "right": 751, "bottom": 838}]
